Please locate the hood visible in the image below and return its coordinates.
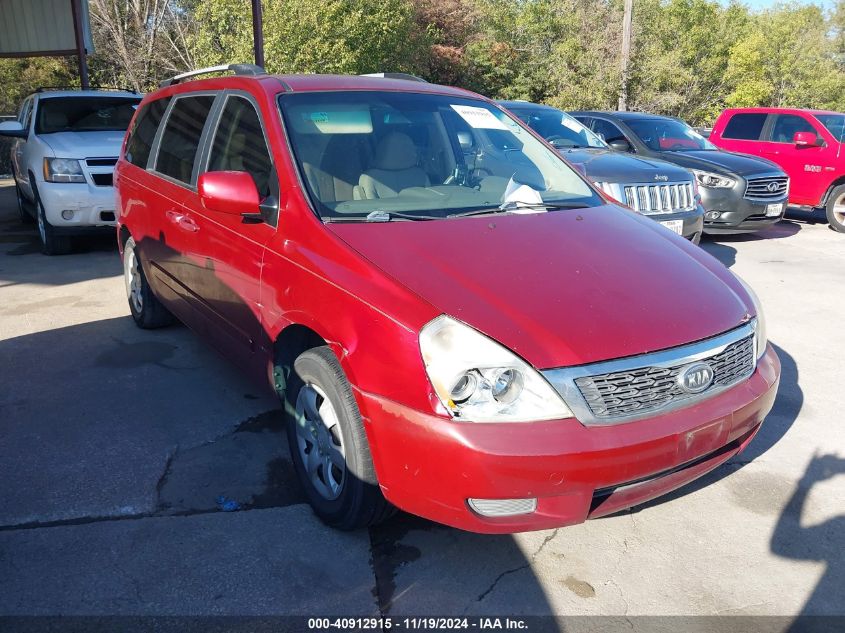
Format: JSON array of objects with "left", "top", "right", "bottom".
[
  {"left": 328, "top": 207, "right": 751, "bottom": 369},
  {"left": 654, "top": 149, "right": 783, "bottom": 178},
  {"left": 561, "top": 148, "right": 692, "bottom": 184},
  {"left": 40, "top": 130, "right": 126, "bottom": 159}
]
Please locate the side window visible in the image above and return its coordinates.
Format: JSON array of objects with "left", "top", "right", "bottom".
[
  {"left": 770, "top": 114, "right": 818, "bottom": 144},
  {"left": 592, "top": 119, "right": 626, "bottom": 144},
  {"left": 722, "top": 113, "right": 767, "bottom": 140},
  {"left": 18, "top": 98, "right": 33, "bottom": 131},
  {"left": 155, "top": 95, "right": 215, "bottom": 185},
  {"left": 125, "top": 97, "right": 170, "bottom": 168},
  {"left": 207, "top": 96, "right": 272, "bottom": 198}
]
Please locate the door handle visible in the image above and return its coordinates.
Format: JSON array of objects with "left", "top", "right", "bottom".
[{"left": 166, "top": 209, "right": 199, "bottom": 233}]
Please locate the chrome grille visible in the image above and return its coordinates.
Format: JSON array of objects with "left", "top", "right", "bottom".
[
  {"left": 622, "top": 182, "right": 696, "bottom": 215},
  {"left": 542, "top": 322, "right": 758, "bottom": 426},
  {"left": 745, "top": 176, "right": 788, "bottom": 200}
]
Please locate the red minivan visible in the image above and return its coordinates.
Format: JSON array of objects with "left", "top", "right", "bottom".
[
  {"left": 710, "top": 107, "right": 845, "bottom": 232},
  {"left": 115, "top": 65, "right": 780, "bottom": 533}
]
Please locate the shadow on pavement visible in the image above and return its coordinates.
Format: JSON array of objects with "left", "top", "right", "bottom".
[
  {"left": 700, "top": 220, "right": 802, "bottom": 268},
  {"left": 772, "top": 453, "right": 845, "bottom": 628},
  {"left": 0, "top": 314, "right": 555, "bottom": 618}
]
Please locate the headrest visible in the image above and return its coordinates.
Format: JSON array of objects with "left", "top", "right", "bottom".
[{"left": 373, "top": 132, "right": 417, "bottom": 170}]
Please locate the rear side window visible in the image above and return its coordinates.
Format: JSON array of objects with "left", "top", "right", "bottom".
[
  {"left": 770, "top": 114, "right": 817, "bottom": 143},
  {"left": 155, "top": 95, "right": 215, "bottom": 185},
  {"left": 722, "top": 113, "right": 767, "bottom": 140},
  {"left": 125, "top": 97, "right": 170, "bottom": 168},
  {"left": 208, "top": 96, "right": 272, "bottom": 198}
]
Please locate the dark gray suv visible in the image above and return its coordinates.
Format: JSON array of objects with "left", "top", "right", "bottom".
[
  {"left": 571, "top": 111, "right": 789, "bottom": 234},
  {"left": 501, "top": 101, "right": 704, "bottom": 242}
]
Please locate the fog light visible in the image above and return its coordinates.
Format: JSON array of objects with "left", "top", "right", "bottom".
[
  {"left": 705, "top": 210, "right": 721, "bottom": 220},
  {"left": 61, "top": 210, "right": 75, "bottom": 220},
  {"left": 468, "top": 497, "right": 537, "bottom": 517}
]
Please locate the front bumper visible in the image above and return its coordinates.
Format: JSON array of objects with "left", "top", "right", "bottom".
[
  {"left": 700, "top": 187, "right": 788, "bottom": 234},
  {"left": 36, "top": 181, "right": 118, "bottom": 230},
  {"left": 641, "top": 204, "right": 704, "bottom": 241},
  {"left": 357, "top": 345, "right": 780, "bottom": 533}
]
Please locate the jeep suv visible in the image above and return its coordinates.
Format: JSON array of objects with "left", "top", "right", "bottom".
[
  {"left": 500, "top": 101, "right": 704, "bottom": 242},
  {"left": 710, "top": 107, "right": 845, "bottom": 233},
  {"left": 571, "top": 111, "right": 790, "bottom": 235},
  {"left": 114, "top": 65, "right": 779, "bottom": 533},
  {"left": 0, "top": 89, "right": 142, "bottom": 254}
]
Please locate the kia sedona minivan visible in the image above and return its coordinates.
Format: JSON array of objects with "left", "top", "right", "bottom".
[{"left": 115, "top": 65, "right": 780, "bottom": 533}]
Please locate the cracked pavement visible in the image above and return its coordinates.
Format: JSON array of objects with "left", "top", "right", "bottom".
[{"left": 1, "top": 181, "right": 844, "bottom": 619}]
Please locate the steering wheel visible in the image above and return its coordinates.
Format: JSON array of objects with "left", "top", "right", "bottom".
[{"left": 669, "top": 142, "right": 687, "bottom": 150}]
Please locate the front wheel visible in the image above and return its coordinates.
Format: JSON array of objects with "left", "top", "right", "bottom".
[
  {"left": 826, "top": 185, "right": 845, "bottom": 233},
  {"left": 283, "top": 346, "right": 394, "bottom": 530},
  {"left": 15, "top": 183, "right": 33, "bottom": 224},
  {"left": 34, "top": 190, "right": 72, "bottom": 255},
  {"left": 123, "top": 237, "right": 175, "bottom": 328}
]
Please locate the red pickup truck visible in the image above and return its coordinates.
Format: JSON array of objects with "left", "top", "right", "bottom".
[{"left": 710, "top": 107, "right": 845, "bottom": 232}]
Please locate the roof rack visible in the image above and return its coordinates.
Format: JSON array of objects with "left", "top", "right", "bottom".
[
  {"left": 36, "top": 86, "right": 140, "bottom": 93},
  {"left": 159, "top": 64, "right": 265, "bottom": 88},
  {"left": 360, "top": 72, "right": 428, "bottom": 83}
]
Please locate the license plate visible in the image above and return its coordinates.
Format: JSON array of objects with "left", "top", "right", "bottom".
[
  {"left": 766, "top": 203, "right": 783, "bottom": 217},
  {"left": 659, "top": 220, "right": 684, "bottom": 235}
]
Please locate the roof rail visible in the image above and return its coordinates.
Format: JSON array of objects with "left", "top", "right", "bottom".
[
  {"left": 160, "top": 63, "right": 265, "bottom": 88},
  {"left": 360, "top": 72, "right": 428, "bottom": 83},
  {"left": 35, "top": 86, "right": 140, "bottom": 93}
]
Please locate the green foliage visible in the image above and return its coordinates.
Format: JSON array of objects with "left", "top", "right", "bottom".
[
  {"left": 4, "top": 0, "right": 845, "bottom": 128},
  {"left": 189, "top": 0, "right": 427, "bottom": 75}
]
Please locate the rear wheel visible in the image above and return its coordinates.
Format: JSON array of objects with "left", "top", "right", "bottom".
[
  {"left": 123, "top": 236, "right": 175, "bottom": 328},
  {"left": 34, "top": 189, "right": 72, "bottom": 255},
  {"left": 282, "top": 346, "right": 394, "bottom": 530},
  {"left": 826, "top": 185, "right": 845, "bottom": 233}
]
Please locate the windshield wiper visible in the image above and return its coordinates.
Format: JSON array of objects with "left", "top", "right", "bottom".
[
  {"left": 448, "top": 201, "right": 588, "bottom": 219},
  {"left": 323, "top": 210, "right": 439, "bottom": 223}
]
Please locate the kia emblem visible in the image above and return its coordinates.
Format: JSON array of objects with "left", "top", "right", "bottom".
[{"left": 677, "top": 362, "right": 715, "bottom": 394}]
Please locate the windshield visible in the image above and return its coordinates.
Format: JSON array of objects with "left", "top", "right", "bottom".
[
  {"left": 627, "top": 118, "right": 717, "bottom": 152},
  {"left": 278, "top": 91, "right": 601, "bottom": 221},
  {"left": 815, "top": 114, "right": 845, "bottom": 141},
  {"left": 511, "top": 107, "right": 606, "bottom": 149},
  {"left": 35, "top": 96, "right": 141, "bottom": 134}
]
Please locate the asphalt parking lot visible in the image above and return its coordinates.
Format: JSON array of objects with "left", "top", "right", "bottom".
[{"left": 0, "top": 179, "right": 843, "bottom": 626}]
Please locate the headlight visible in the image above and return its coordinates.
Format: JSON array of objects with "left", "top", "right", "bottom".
[
  {"left": 732, "top": 273, "right": 767, "bottom": 359},
  {"left": 691, "top": 169, "right": 736, "bottom": 189},
  {"left": 43, "top": 158, "right": 85, "bottom": 183},
  {"left": 419, "top": 315, "right": 573, "bottom": 422}
]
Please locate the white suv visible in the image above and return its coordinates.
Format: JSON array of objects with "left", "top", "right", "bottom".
[{"left": 0, "top": 89, "right": 141, "bottom": 254}]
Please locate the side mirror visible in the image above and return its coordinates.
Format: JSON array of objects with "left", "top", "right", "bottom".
[
  {"left": 794, "top": 131, "right": 822, "bottom": 147},
  {"left": 198, "top": 171, "right": 261, "bottom": 218},
  {"left": 0, "top": 120, "right": 27, "bottom": 138},
  {"left": 608, "top": 138, "right": 632, "bottom": 152}
]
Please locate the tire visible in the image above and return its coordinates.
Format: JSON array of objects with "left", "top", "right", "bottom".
[
  {"left": 282, "top": 346, "right": 394, "bottom": 530},
  {"left": 33, "top": 186, "right": 73, "bottom": 255},
  {"left": 15, "top": 183, "right": 33, "bottom": 224},
  {"left": 123, "top": 236, "right": 175, "bottom": 328},
  {"left": 825, "top": 185, "right": 845, "bottom": 233}
]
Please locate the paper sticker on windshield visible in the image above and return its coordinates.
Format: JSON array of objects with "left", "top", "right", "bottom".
[
  {"left": 450, "top": 105, "right": 508, "bottom": 130},
  {"left": 561, "top": 116, "right": 583, "bottom": 132}
]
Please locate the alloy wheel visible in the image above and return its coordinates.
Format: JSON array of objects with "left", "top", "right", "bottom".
[{"left": 124, "top": 245, "right": 144, "bottom": 314}]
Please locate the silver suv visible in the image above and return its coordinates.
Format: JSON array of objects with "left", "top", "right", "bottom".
[{"left": 0, "top": 89, "right": 142, "bottom": 254}]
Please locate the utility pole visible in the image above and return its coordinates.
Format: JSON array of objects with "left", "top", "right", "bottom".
[
  {"left": 618, "top": 0, "right": 633, "bottom": 111},
  {"left": 70, "top": 0, "right": 90, "bottom": 89},
  {"left": 251, "top": 0, "right": 265, "bottom": 69}
]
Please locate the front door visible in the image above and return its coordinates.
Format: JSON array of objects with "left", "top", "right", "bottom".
[
  {"left": 188, "top": 92, "right": 277, "bottom": 379},
  {"left": 760, "top": 113, "right": 833, "bottom": 206}
]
